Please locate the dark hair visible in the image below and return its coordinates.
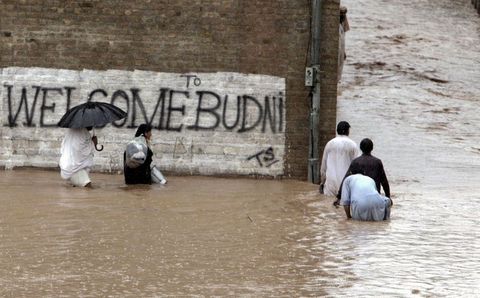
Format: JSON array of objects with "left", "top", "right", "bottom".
[
  {"left": 360, "top": 138, "right": 374, "bottom": 154},
  {"left": 337, "top": 121, "right": 350, "bottom": 135},
  {"left": 135, "top": 124, "right": 152, "bottom": 137}
]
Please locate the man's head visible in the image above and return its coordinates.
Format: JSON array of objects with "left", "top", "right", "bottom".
[
  {"left": 339, "top": 6, "right": 349, "bottom": 31},
  {"left": 360, "top": 138, "right": 374, "bottom": 155},
  {"left": 337, "top": 121, "right": 351, "bottom": 136}
]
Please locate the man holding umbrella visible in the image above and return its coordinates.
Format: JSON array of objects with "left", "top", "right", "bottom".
[
  {"left": 58, "top": 101, "right": 127, "bottom": 187},
  {"left": 59, "top": 127, "right": 98, "bottom": 187}
]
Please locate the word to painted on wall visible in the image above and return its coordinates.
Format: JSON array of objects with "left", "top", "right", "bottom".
[{"left": 1, "top": 68, "right": 286, "bottom": 134}]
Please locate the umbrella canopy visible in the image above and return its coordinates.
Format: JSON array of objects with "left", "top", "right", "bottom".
[{"left": 57, "top": 101, "right": 127, "bottom": 129}]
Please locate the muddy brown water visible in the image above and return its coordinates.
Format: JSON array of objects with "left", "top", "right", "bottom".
[
  {"left": 0, "top": 170, "right": 323, "bottom": 297},
  {"left": 1, "top": 168, "right": 478, "bottom": 297},
  {"left": 1, "top": 0, "right": 480, "bottom": 296},
  {"left": 335, "top": 0, "right": 480, "bottom": 296}
]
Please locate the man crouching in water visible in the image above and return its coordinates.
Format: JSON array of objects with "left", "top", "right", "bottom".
[{"left": 339, "top": 168, "right": 392, "bottom": 221}]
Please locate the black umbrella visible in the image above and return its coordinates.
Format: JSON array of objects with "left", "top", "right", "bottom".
[{"left": 58, "top": 101, "right": 127, "bottom": 151}]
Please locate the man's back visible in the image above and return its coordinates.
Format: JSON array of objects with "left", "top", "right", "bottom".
[
  {"left": 349, "top": 154, "right": 390, "bottom": 197},
  {"left": 340, "top": 174, "right": 391, "bottom": 221},
  {"left": 59, "top": 128, "right": 94, "bottom": 179},
  {"left": 320, "top": 135, "right": 358, "bottom": 196}
]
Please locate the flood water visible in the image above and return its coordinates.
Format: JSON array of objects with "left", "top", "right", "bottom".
[
  {"left": 1, "top": 0, "right": 480, "bottom": 297},
  {"left": 335, "top": 0, "right": 480, "bottom": 296},
  {"left": 0, "top": 170, "right": 326, "bottom": 297}
]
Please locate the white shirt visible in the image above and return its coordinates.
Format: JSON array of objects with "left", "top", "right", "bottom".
[
  {"left": 340, "top": 174, "right": 391, "bottom": 221},
  {"left": 59, "top": 128, "right": 94, "bottom": 179},
  {"left": 320, "top": 135, "right": 358, "bottom": 196}
]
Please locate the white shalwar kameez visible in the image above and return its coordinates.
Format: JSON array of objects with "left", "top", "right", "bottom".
[
  {"left": 59, "top": 128, "right": 94, "bottom": 187},
  {"left": 340, "top": 174, "right": 391, "bottom": 221},
  {"left": 320, "top": 135, "right": 358, "bottom": 196}
]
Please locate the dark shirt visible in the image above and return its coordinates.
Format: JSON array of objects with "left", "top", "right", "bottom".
[
  {"left": 337, "top": 154, "right": 390, "bottom": 198},
  {"left": 124, "top": 148, "right": 153, "bottom": 184}
]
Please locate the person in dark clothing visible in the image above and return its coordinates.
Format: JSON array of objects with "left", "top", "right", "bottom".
[
  {"left": 335, "top": 138, "right": 391, "bottom": 206},
  {"left": 124, "top": 124, "right": 154, "bottom": 184}
]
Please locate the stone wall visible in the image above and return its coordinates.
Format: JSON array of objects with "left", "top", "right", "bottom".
[{"left": 0, "top": 0, "right": 340, "bottom": 179}]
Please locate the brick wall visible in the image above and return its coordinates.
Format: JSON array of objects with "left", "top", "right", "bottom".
[
  {"left": 0, "top": 0, "right": 339, "bottom": 179},
  {"left": 319, "top": 0, "right": 341, "bottom": 158}
]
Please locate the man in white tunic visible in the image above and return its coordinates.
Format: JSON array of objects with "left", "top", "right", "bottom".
[
  {"left": 59, "top": 128, "right": 97, "bottom": 187},
  {"left": 320, "top": 121, "right": 358, "bottom": 196},
  {"left": 340, "top": 173, "right": 392, "bottom": 221},
  {"left": 338, "top": 6, "right": 349, "bottom": 82}
]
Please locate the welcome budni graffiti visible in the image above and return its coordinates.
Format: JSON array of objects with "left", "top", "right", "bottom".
[
  {"left": 1, "top": 68, "right": 284, "bottom": 134},
  {"left": 0, "top": 67, "right": 286, "bottom": 176}
]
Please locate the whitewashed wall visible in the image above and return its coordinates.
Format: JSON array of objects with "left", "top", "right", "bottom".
[{"left": 0, "top": 67, "right": 286, "bottom": 176}]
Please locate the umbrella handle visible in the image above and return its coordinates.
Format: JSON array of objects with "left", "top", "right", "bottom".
[{"left": 92, "top": 128, "right": 103, "bottom": 151}]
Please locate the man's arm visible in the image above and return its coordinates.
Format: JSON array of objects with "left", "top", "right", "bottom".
[
  {"left": 335, "top": 163, "right": 354, "bottom": 205},
  {"left": 334, "top": 177, "right": 345, "bottom": 206},
  {"left": 378, "top": 161, "right": 390, "bottom": 198},
  {"left": 319, "top": 143, "right": 330, "bottom": 192},
  {"left": 337, "top": 175, "right": 352, "bottom": 210}
]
